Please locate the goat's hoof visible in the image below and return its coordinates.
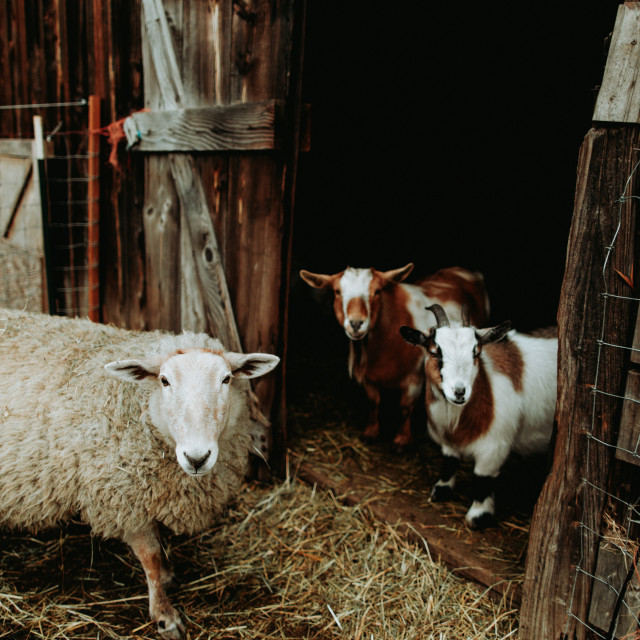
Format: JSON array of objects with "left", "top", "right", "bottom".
[
  {"left": 361, "top": 428, "right": 380, "bottom": 443},
  {"left": 156, "top": 609, "right": 185, "bottom": 639},
  {"left": 467, "top": 512, "right": 495, "bottom": 531},
  {"left": 430, "top": 485, "right": 453, "bottom": 502},
  {"left": 392, "top": 435, "right": 412, "bottom": 454}
]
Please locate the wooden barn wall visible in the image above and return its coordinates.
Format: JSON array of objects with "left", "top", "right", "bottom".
[{"left": 0, "top": 1, "right": 305, "bottom": 444}]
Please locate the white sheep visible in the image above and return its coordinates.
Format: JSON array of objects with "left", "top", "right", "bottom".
[
  {"left": 399, "top": 304, "right": 557, "bottom": 529},
  {"left": 0, "top": 307, "right": 280, "bottom": 638}
]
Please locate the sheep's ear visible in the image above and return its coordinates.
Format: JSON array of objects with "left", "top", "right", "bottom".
[
  {"left": 399, "top": 325, "right": 428, "bottom": 347},
  {"left": 299, "top": 270, "right": 334, "bottom": 289},
  {"left": 476, "top": 321, "right": 512, "bottom": 345},
  {"left": 226, "top": 353, "right": 280, "bottom": 379},
  {"left": 104, "top": 359, "right": 160, "bottom": 382}
]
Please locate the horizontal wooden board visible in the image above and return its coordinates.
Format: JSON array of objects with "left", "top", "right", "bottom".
[
  {"left": 593, "top": 3, "right": 640, "bottom": 123},
  {"left": 125, "top": 100, "right": 282, "bottom": 152}
]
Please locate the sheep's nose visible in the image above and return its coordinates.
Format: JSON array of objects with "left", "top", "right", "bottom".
[
  {"left": 184, "top": 450, "right": 211, "bottom": 472},
  {"left": 350, "top": 319, "right": 364, "bottom": 332}
]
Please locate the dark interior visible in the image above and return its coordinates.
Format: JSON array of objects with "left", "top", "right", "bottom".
[
  {"left": 291, "top": 2, "right": 620, "bottom": 343},
  {"left": 286, "top": 2, "right": 621, "bottom": 470}
]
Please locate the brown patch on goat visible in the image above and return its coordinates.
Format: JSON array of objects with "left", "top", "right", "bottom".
[
  {"left": 352, "top": 284, "right": 422, "bottom": 389},
  {"left": 346, "top": 296, "right": 368, "bottom": 323},
  {"left": 484, "top": 339, "right": 524, "bottom": 392},
  {"left": 418, "top": 266, "right": 489, "bottom": 327},
  {"left": 427, "top": 360, "right": 494, "bottom": 448}
]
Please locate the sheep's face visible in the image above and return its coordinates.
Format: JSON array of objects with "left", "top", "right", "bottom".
[
  {"left": 105, "top": 348, "right": 280, "bottom": 476},
  {"left": 299, "top": 264, "right": 414, "bottom": 341}
]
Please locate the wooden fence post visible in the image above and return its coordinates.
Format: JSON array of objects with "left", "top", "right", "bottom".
[{"left": 88, "top": 95, "right": 100, "bottom": 321}]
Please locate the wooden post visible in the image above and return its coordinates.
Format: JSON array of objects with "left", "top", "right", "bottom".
[
  {"left": 87, "top": 95, "right": 100, "bottom": 321},
  {"left": 33, "top": 115, "right": 55, "bottom": 315},
  {"left": 519, "top": 125, "right": 640, "bottom": 639}
]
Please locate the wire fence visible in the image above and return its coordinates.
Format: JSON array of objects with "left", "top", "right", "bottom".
[
  {"left": 0, "top": 100, "right": 99, "bottom": 317},
  {"left": 566, "top": 150, "right": 640, "bottom": 639}
]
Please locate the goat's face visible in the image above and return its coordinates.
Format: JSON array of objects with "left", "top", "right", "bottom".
[
  {"left": 400, "top": 307, "right": 511, "bottom": 407},
  {"left": 105, "top": 349, "right": 280, "bottom": 476},
  {"left": 299, "top": 263, "right": 414, "bottom": 341},
  {"left": 427, "top": 327, "right": 481, "bottom": 405}
]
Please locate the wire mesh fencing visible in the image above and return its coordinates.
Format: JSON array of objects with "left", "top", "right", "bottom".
[
  {"left": 0, "top": 99, "right": 99, "bottom": 318},
  {"left": 565, "top": 150, "right": 640, "bottom": 640}
]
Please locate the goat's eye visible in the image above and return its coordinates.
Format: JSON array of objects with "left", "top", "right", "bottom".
[
  {"left": 374, "top": 289, "right": 381, "bottom": 297},
  {"left": 160, "top": 376, "right": 170, "bottom": 387},
  {"left": 222, "top": 375, "right": 231, "bottom": 385},
  {"left": 334, "top": 289, "right": 341, "bottom": 297}
]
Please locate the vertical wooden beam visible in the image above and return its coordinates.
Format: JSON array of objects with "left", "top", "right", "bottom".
[
  {"left": 33, "top": 115, "right": 55, "bottom": 315},
  {"left": 519, "top": 125, "right": 640, "bottom": 639},
  {"left": 87, "top": 94, "right": 100, "bottom": 321}
]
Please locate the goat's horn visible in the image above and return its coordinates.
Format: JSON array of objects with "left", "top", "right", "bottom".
[
  {"left": 461, "top": 304, "right": 470, "bottom": 327},
  {"left": 427, "top": 304, "right": 450, "bottom": 328}
]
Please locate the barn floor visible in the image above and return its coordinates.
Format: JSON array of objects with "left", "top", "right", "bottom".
[{"left": 286, "top": 346, "right": 550, "bottom": 608}]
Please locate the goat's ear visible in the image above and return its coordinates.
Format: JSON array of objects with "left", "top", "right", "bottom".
[
  {"left": 105, "top": 359, "right": 160, "bottom": 383},
  {"left": 226, "top": 352, "right": 280, "bottom": 379},
  {"left": 399, "top": 325, "right": 428, "bottom": 347},
  {"left": 476, "top": 321, "right": 512, "bottom": 345},
  {"left": 380, "top": 263, "right": 414, "bottom": 287},
  {"left": 299, "top": 270, "right": 333, "bottom": 289}
]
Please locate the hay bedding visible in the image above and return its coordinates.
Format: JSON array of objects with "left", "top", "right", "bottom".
[{"left": 0, "top": 471, "right": 517, "bottom": 639}]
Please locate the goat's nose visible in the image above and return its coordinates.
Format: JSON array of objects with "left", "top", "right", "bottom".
[
  {"left": 350, "top": 319, "right": 364, "bottom": 331},
  {"left": 454, "top": 386, "right": 466, "bottom": 400},
  {"left": 184, "top": 450, "right": 211, "bottom": 472}
]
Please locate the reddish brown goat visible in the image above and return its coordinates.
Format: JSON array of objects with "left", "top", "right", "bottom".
[{"left": 300, "top": 264, "right": 490, "bottom": 448}]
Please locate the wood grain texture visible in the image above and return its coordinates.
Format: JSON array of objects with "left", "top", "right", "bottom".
[
  {"left": 594, "top": 3, "right": 640, "bottom": 124},
  {"left": 128, "top": 100, "right": 281, "bottom": 151},
  {"left": 520, "top": 125, "right": 640, "bottom": 640}
]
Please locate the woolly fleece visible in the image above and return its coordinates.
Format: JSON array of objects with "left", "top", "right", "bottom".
[{"left": 0, "top": 308, "right": 252, "bottom": 540}]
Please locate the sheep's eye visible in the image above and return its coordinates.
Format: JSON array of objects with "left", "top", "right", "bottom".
[
  {"left": 222, "top": 375, "right": 231, "bottom": 385},
  {"left": 160, "top": 376, "right": 170, "bottom": 387}
]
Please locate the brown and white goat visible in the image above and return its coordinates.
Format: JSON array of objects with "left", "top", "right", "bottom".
[
  {"left": 299, "top": 264, "right": 490, "bottom": 448},
  {"left": 400, "top": 304, "right": 557, "bottom": 529}
]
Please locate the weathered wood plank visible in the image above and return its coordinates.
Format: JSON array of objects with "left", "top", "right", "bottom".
[
  {"left": 520, "top": 125, "right": 640, "bottom": 640},
  {"left": 588, "top": 544, "right": 640, "bottom": 638},
  {"left": 0, "top": 155, "right": 31, "bottom": 235},
  {"left": 594, "top": 3, "right": 640, "bottom": 123},
  {"left": 142, "top": 154, "right": 181, "bottom": 332},
  {"left": 141, "top": 0, "right": 242, "bottom": 352},
  {"left": 615, "top": 370, "right": 640, "bottom": 465},
  {"left": 125, "top": 101, "right": 282, "bottom": 151}
]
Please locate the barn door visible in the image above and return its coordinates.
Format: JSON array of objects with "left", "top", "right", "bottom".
[
  {"left": 127, "top": 0, "right": 306, "bottom": 468},
  {"left": 0, "top": 139, "right": 45, "bottom": 312}
]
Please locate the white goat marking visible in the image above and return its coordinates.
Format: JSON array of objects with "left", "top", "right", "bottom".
[
  {"left": 434, "top": 327, "right": 479, "bottom": 405},
  {"left": 339, "top": 268, "right": 373, "bottom": 338}
]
